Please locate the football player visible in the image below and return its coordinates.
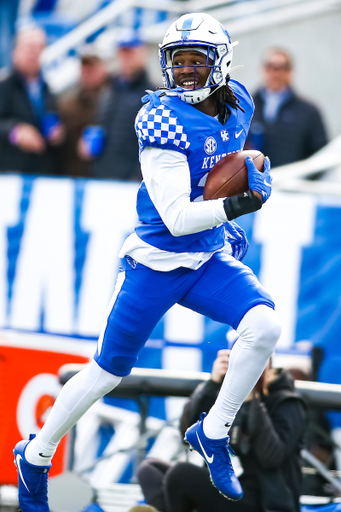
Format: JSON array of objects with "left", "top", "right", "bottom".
[{"left": 14, "top": 13, "right": 280, "bottom": 510}]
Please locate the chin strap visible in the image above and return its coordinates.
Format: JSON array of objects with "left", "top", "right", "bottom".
[{"left": 142, "top": 85, "right": 216, "bottom": 110}]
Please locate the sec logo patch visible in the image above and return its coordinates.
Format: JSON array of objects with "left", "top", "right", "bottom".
[{"left": 204, "top": 136, "right": 217, "bottom": 155}]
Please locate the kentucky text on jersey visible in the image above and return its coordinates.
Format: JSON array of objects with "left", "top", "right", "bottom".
[
  {"left": 135, "top": 80, "right": 254, "bottom": 253},
  {"left": 202, "top": 151, "right": 236, "bottom": 169}
]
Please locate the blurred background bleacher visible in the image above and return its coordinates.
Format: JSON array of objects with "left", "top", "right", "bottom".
[{"left": 0, "top": 0, "right": 340, "bottom": 135}]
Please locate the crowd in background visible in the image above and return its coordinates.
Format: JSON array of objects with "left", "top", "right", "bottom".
[
  {"left": 0, "top": 24, "right": 328, "bottom": 182},
  {"left": 0, "top": 24, "right": 156, "bottom": 181},
  {"left": 245, "top": 47, "right": 327, "bottom": 167}
]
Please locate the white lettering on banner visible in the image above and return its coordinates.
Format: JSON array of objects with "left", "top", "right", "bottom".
[
  {"left": 253, "top": 192, "right": 316, "bottom": 348},
  {"left": 10, "top": 179, "right": 74, "bottom": 333},
  {"left": 165, "top": 303, "right": 204, "bottom": 344},
  {"left": 164, "top": 305, "right": 204, "bottom": 418},
  {"left": 0, "top": 176, "right": 22, "bottom": 325},
  {"left": 162, "top": 346, "right": 202, "bottom": 420},
  {"left": 76, "top": 181, "right": 138, "bottom": 337}
]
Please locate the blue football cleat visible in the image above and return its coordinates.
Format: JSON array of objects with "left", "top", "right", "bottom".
[
  {"left": 184, "top": 413, "right": 243, "bottom": 501},
  {"left": 13, "top": 434, "right": 51, "bottom": 512}
]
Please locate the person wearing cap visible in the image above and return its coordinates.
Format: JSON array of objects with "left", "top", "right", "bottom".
[
  {"left": 0, "top": 26, "right": 64, "bottom": 175},
  {"left": 85, "top": 33, "right": 156, "bottom": 181},
  {"left": 58, "top": 44, "right": 111, "bottom": 177},
  {"left": 246, "top": 48, "right": 327, "bottom": 168}
]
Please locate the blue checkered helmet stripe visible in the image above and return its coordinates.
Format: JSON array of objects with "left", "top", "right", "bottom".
[{"left": 181, "top": 15, "right": 194, "bottom": 37}]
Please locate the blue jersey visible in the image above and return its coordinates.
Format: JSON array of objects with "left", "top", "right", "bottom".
[{"left": 134, "top": 80, "right": 254, "bottom": 253}]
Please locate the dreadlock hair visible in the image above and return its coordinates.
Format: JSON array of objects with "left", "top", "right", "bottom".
[{"left": 213, "top": 75, "right": 245, "bottom": 124}]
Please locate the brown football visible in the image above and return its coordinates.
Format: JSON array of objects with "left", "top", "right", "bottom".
[{"left": 203, "top": 150, "right": 265, "bottom": 200}]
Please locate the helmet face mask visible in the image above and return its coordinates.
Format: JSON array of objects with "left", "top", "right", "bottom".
[{"left": 159, "top": 13, "right": 234, "bottom": 104}]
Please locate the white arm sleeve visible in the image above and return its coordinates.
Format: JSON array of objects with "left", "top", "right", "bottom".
[{"left": 141, "top": 147, "right": 227, "bottom": 237}]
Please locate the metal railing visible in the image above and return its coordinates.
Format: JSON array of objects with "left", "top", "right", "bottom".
[
  {"left": 59, "top": 363, "right": 341, "bottom": 409},
  {"left": 40, "top": 0, "right": 341, "bottom": 67},
  {"left": 273, "top": 134, "right": 341, "bottom": 195},
  {"left": 59, "top": 364, "right": 341, "bottom": 496}
]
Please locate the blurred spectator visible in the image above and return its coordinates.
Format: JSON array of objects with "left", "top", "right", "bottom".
[
  {"left": 138, "top": 350, "right": 306, "bottom": 512},
  {"left": 0, "top": 26, "right": 64, "bottom": 175},
  {"left": 246, "top": 48, "right": 327, "bottom": 168},
  {"left": 290, "top": 360, "right": 338, "bottom": 498},
  {"left": 79, "top": 32, "right": 157, "bottom": 181},
  {"left": 58, "top": 44, "right": 111, "bottom": 177}
]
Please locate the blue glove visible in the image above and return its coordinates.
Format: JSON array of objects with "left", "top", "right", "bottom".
[
  {"left": 225, "top": 221, "right": 249, "bottom": 261},
  {"left": 246, "top": 156, "right": 272, "bottom": 203}
]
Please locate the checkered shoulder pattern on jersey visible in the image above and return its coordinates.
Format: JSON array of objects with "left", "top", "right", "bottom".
[{"left": 135, "top": 97, "right": 191, "bottom": 156}]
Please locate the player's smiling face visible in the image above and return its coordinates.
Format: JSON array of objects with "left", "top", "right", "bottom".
[{"left": 172, "top": 49, "right": 212, "bottom": 90}]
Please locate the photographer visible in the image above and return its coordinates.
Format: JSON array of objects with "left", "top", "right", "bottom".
[{"left": 138, "top": 350, "right": 306, "bottom": 512}]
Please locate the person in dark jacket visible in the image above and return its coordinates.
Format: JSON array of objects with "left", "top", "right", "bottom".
[
  {"left": 79, "top": 33, "right": 157, "bottom": 181},
  {"left": 138, "top": 350, "right": 306, "bottom": 512},
  {"left": 246, "top": 48, "right": 327, "bottom": 168},
  {"left": 58, "top": 44, "right": 111, "bottom": 177},
  {"left": 0, "top": 26, "right": 64, "bottom": 175}
]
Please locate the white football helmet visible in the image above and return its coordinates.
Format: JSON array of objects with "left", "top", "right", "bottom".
[{"left": 159, "top": 13, "right": 236, "bottom": 104}]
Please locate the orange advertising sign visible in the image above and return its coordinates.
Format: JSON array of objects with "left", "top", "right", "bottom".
[{"left": 0, "top": 343, "right": 89, "bottom": 485}]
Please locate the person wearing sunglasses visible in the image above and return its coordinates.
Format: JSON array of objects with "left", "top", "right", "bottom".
[{"left": 246, "top": 48, "right": 327, "bottom": 168}]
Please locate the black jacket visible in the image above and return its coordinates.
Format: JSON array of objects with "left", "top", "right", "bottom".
[
  {"left": 91, "top": 70, "right": 155, "bottom": 181},
  {"left": 0, "top": 70, "right": 62, "bottom": 175},
  {"left": 246, "top": 88, "right": 327, "bottom": 167},
  {"left": 181, "top": 369, "right": 306, "bottom": 512}
]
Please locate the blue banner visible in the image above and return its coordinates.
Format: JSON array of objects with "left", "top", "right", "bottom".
[{"left": 1, "top": 174, "right": 341, "bottom": 372}]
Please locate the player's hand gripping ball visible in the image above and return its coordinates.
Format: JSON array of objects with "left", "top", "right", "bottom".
[
  {"left": 246, "top": 155, "right": 272, "bottom": 203},
  {"left": 203, "top": 150, "right": 271, "bottom": 201}
]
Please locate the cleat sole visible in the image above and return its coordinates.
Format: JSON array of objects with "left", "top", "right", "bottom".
[{"left": 208, "top": 472, "right": 239, "bottom": 502}]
